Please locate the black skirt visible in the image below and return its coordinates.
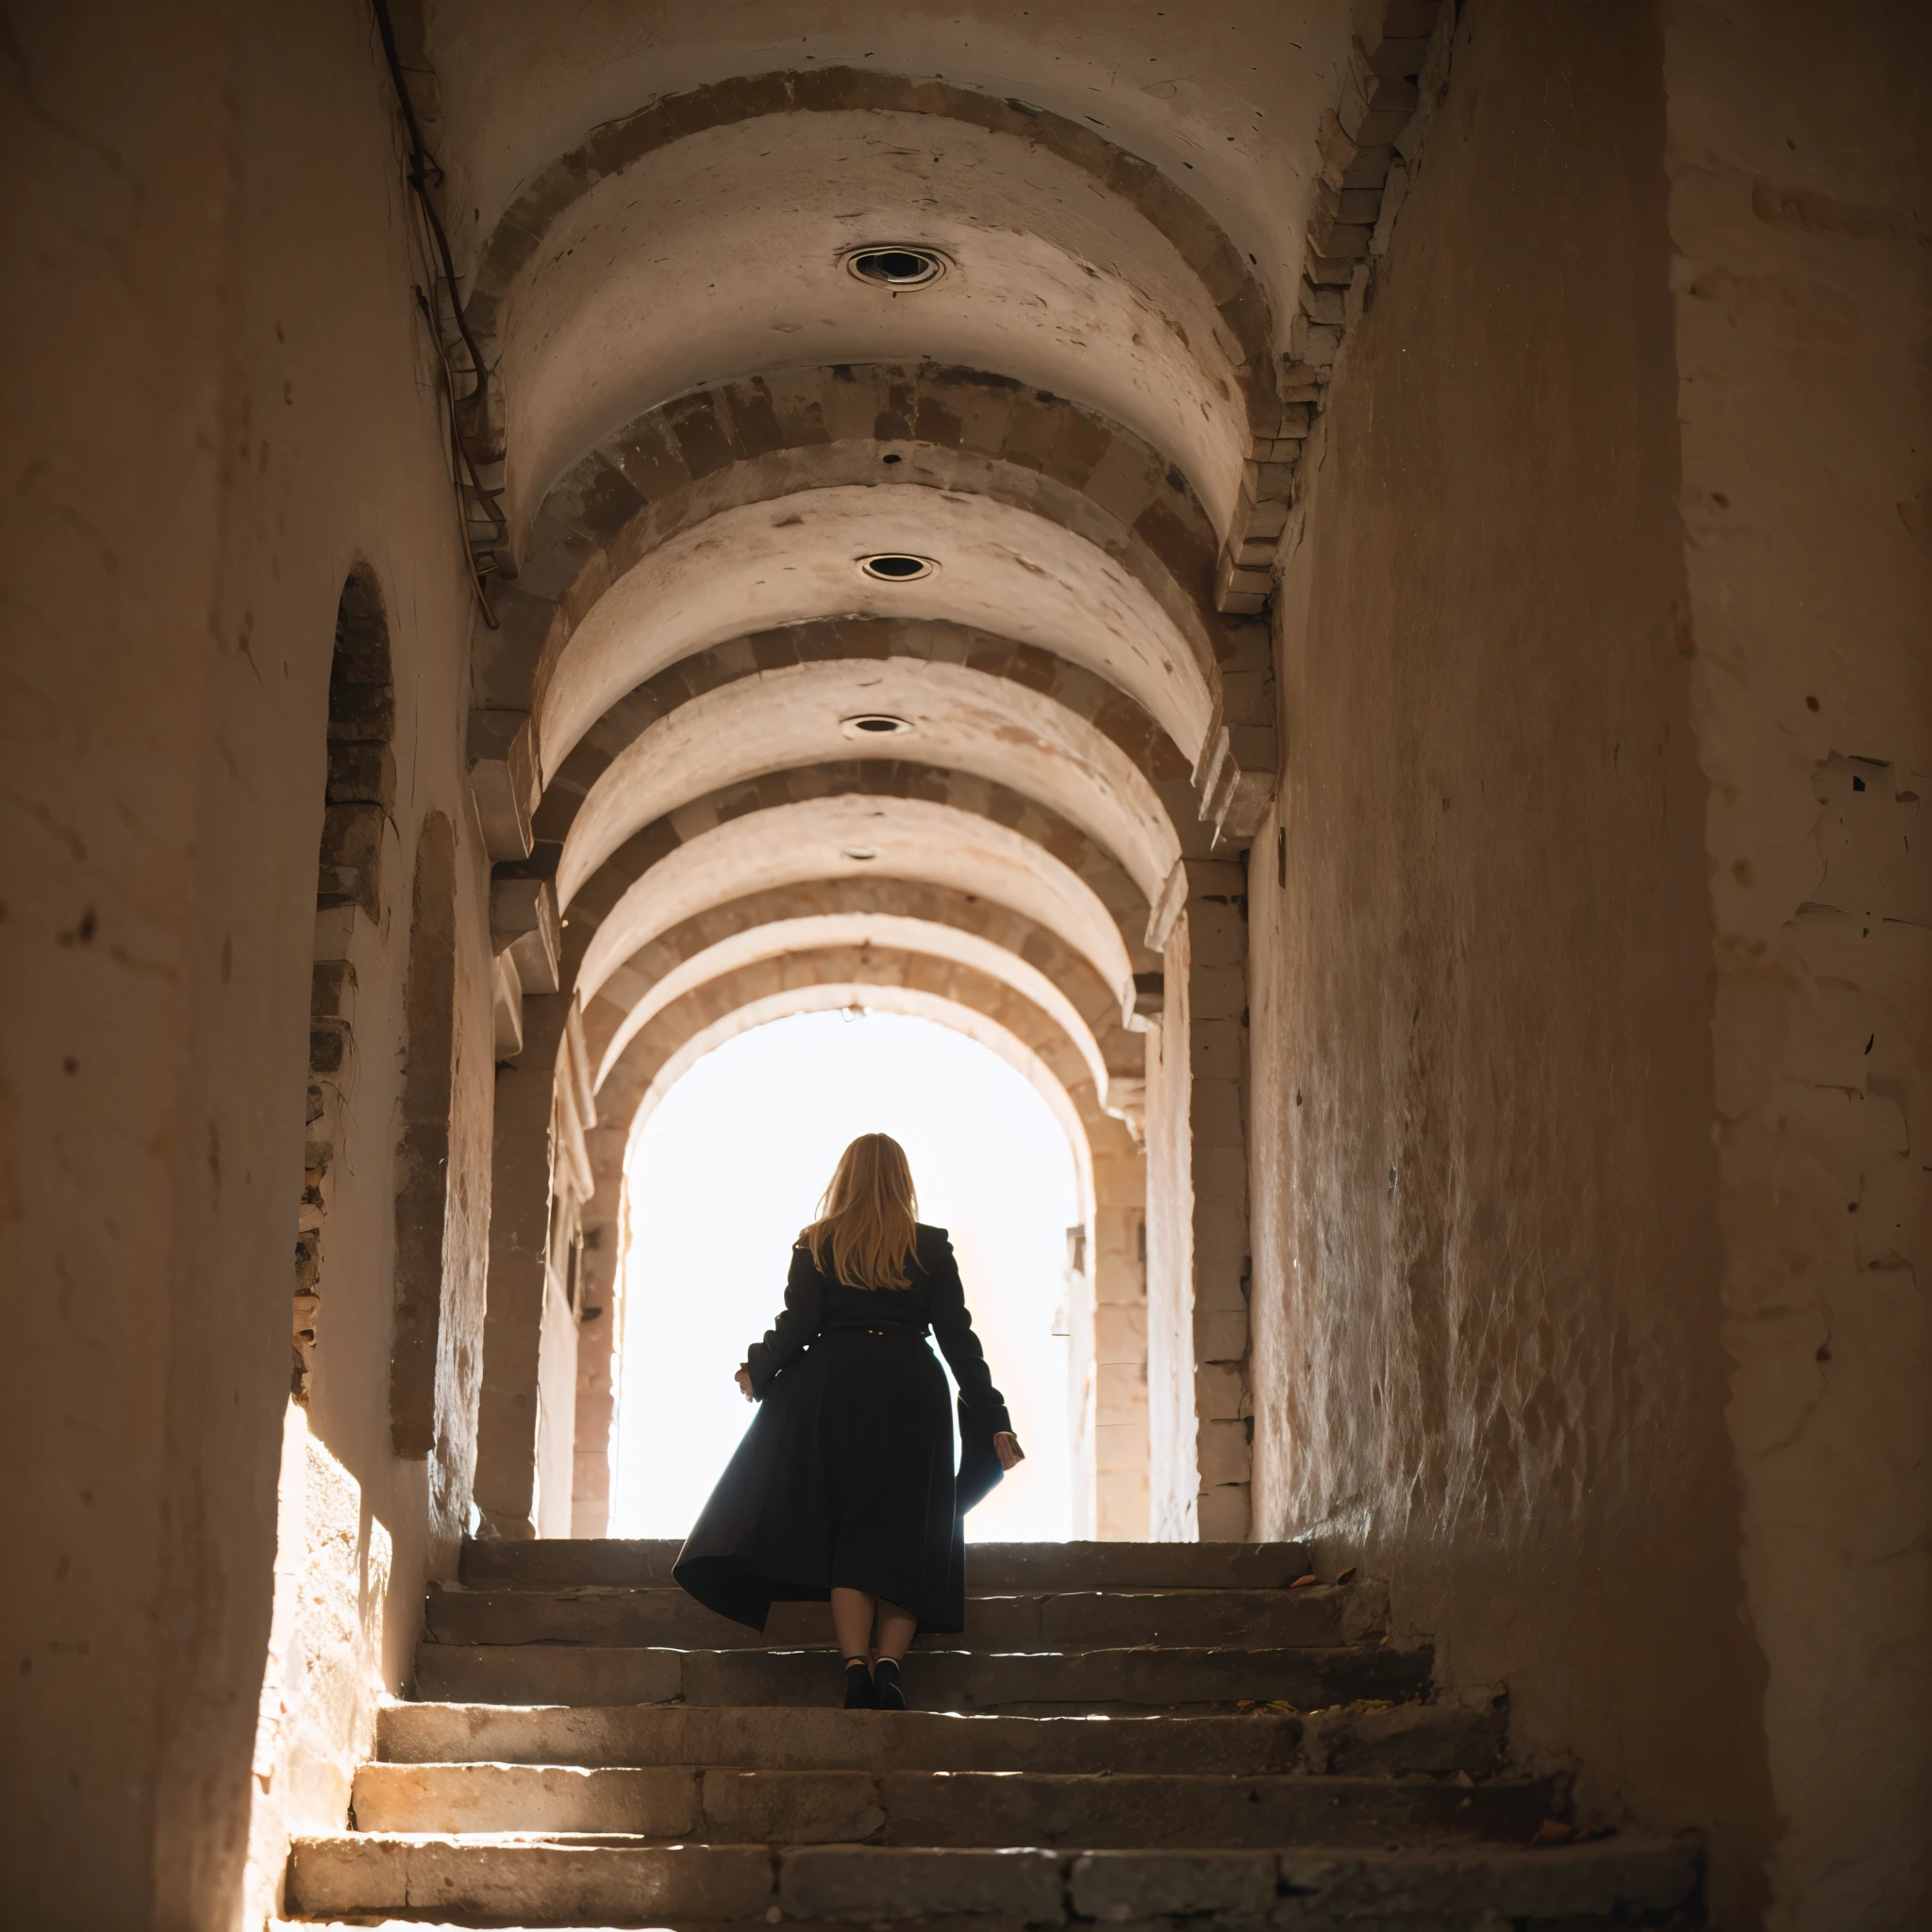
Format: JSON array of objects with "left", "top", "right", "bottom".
[{"left": 674, "top": 1325, "right": 967, "bottom": 1634}]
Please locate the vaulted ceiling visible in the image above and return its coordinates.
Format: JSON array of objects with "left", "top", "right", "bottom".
[{"left": 422, "top": 0, "right": 1441, "bottom": 1168}]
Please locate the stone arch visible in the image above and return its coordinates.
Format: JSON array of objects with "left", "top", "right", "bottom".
[
  {"left": 579, "top": 876, "right": 1147, "bottom": 1109},
  {"left": 462, "top": 75, "right": 1284, "bottom": 532},
  {"left": 473, "top": 371, "right": 1278, "bottom": 854},
  {"left": 541, "top": 615, "right": 1196, "bottom": 842},
  {"left": 296, "top": 563, "right": 398, "bottom": 1400},
  {"left": 566, "top": 766, "right": 1158, "bottom": 1011},
  {"left": 525, "top": 482, "right": 1224, "bottom": 785},
  {"left": 551, "top": 656, "right": 1183, "bottom": 914},
  {"left": 598, "top": 946, "right": 1129, "bottom": 1169},
  {"left": 597, "top": 915, "right": 1126, "bottom": 1121},
  {"left": 566, "top": 793, "right": 1144, "bottom": 1025},
  {"left": 590, "top": 946, "right": 1150, "bottom": 1536},
  {"left": 505, "top": 363, "right": 1235, "bottom": 703}
]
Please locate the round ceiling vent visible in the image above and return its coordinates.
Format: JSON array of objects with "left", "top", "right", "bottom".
[
  {"left": 841, "top": 713, "right": 915, "bottom": 740},
  {"left": 843, "top": 245, "right": 949, "bottom": 290},
  {"left": 858, "top": 553, "right": 937, "bottom": 583}
]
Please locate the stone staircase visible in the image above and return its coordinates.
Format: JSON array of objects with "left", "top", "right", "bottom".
[{"left": 283, "top": 1540, "right": 1702, "bottom": 1929}]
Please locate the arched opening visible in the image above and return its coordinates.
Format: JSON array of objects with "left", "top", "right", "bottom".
[
  {"left": 294, "top": 565, "right": 395, "bottom": 1400},
  {"left": 389, "top": 809, "right": 458, "bottom": 1456},
  {"left": 612, "top": 1009, "right": 1081, "bottom": 1541}
]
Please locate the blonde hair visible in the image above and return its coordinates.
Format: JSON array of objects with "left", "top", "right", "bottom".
[{"left": 802, "top": 1133, "right": 920, "bottom": 1289}]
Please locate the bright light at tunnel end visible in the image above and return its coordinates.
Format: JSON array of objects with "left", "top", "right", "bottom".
[{"left": 612, "top": 1009, "right": 1078, "bottom": 1542}]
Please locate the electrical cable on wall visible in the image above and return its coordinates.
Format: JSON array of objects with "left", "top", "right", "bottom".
[{"left": 372, "top": 0, "right": 501, "bottom": 628}]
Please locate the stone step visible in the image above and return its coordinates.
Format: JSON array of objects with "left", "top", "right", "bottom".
[
  {"left": 410, "top": 1641, "right": 1433, "bottom": 1713},
  {"left": 287, "top": 1833, "right": 1702, "bottom": 1928},
  {"left": 458, "top": 1539, "right": 1314, "bottom": 1595},
  {"left": 350, "top": 1761, "right": 1552, "bottom": 1846},
  {"left": 380, "top": 1694, "right": 1507, "bottom": 1779},
  {"left": 423, "top": 1581, "right": 1386, "bottom": 1653}
]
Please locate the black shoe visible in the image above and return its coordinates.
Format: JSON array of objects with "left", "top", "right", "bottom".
[
  {"left": 842, "top": 1657, "right": 876, "bottom": 1709},
  {"left": 872, "top": 1657, "right": 906, "bottom": 1711}
]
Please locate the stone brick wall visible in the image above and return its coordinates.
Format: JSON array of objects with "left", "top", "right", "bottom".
[
  {"left": 0, "top": 8, "right": 490, "bottom": 1926},
  {"left": 1245, "top": 3, "right": 1777, "bottom": 1916}
]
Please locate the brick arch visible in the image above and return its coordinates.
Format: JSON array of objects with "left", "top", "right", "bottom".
[
  {"left": 463, "top": 72, "right": 1284, "bottom": 470},
  {"left": 541, "top": 612, "right": 1195, "bottom": 841},
  {"left": 515, "top": 364, "right": 1221, "bottom": 694},
  {"left": 594, "top": 946, "right": 1141, "bottom": 1204},
  {"left": 550, "top": 655, "right": 1183, "bottom": 915},
  {"left": 581, "top": 875, "right": 1150, "bottom": 1107},
  {"left": 587, "top": 959, "right": 1153, "bottom": 1541},
  {"left": 564, "top": 791, "right": 1143, "bottom": 1031},
  {"left": 565, "top": 760, "right": 1158, "bottom": 1011},
  {"left": 476, "top": 368, "right": 1276, "bottom": 847},
  {"left": 596, "top": 913, "right": 1134, "bottom": 1125}
]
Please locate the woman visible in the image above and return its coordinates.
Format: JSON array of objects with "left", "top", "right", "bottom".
[{"left": 674, "top": 1133, "right": 1024, "bottom": 1709}]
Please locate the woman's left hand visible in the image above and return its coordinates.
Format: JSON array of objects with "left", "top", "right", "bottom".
[
  {"left": 993, "top": 1430, "right": 1024, "bottom": 1471},
  {"left": 734, "top": 1365, "right": 754, "bottom": 1403}
]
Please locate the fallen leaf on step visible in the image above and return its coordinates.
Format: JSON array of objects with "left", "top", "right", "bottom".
[
  {"left": 1290, "top": 1574, "right": 1319, "bottom": 1589},
  {"left": 1335, "top": 1566, "right": 1357, "bottom": 1585},
  {"left": 1532, "top": 1820, "right": 1574, "bottom": 1846}
]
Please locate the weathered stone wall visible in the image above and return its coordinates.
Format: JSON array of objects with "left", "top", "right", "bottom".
[
  {"left": 1248, "top": 3, "right": 1776, "bottom": 1920},
  {"left": 1663, "top": 4, "right": 1929, "bottom": 1923},
  {"left": 0, "top": 7, "right": 487, "bottom": 1925}
]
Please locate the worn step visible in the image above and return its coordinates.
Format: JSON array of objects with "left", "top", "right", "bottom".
[
  {"left": 423, "top": 1581, "right": 1386, "bottom": 1653},
  {"left": 411, "top": 1641, "right": 1432, "bottom": 1713},
  {"left": 352, "top": 1760, "right": 1551, "bottom": 1846},
  {"left": 458, "top": 1539, "right": 1314, "bottom": 1595},
  {"left": 380, "top": 1694, "right": 1506, "bottom": 1779},
  {"left": 288, "top": 1833, "right": 1701, "bottom": 1927}
]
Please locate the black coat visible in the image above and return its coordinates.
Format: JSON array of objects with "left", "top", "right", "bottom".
[{"left": 674, "top": 1224, "right": 1011, "bottom": 1633}]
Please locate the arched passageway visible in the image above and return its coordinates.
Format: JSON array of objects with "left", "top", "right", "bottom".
[
  {"left": 10, "top": 7, "right": 1925, "bottom": 1927},
  {"left": 458, "top": 28, "right": 1286, "bottom": 1548}
]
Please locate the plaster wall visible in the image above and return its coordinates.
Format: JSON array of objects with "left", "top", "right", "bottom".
[
  {"left": 0, "top": 6, "right": 486, "bottom": 1924},
  {"left": 1246, "top": 3, "right": 1774, "bottom": 1919},
  {"left": 1662, "top": 5, "right": 1930, "bottom": 1921}
]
